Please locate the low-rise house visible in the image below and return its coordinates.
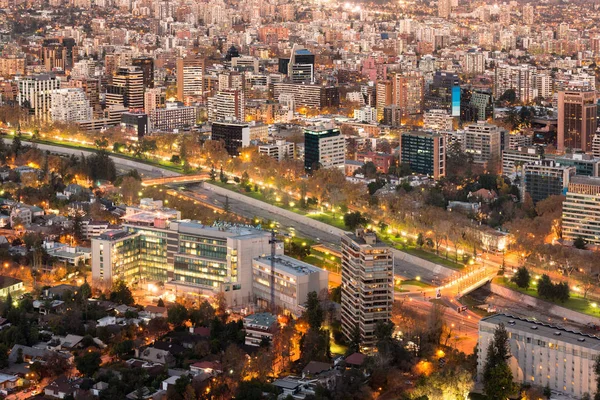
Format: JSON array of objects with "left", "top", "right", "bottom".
[
  {"left": 136, "top": 346, "right": 176, "bottom": 367},
  {"left": 8, "top": 344, "right": 73, "bottom": 365},
  {"left": 189, "top": 361, "right": 222, "bottom": 377},
  {"left": 91, "top": 381, "right": 109, "bottom": 396},
  {"left": 142, "top": 305, "right": 167, "bottom": 319},
  {"left": 0, "top": 373, "right": 19, "bottom": 394},
  {"left": 0, "top": 276, "right": 23, "bottom": 298},
  {"left": 46, "top": 334, "right": 84, "bottom": 351},
  {"left": 32, "top": 300, "right": 65, "bottom": 315},
  {"left": 243, "top": 313, "right": 278, "bottom": 347},
  {"left": 44, "top": 376, "right": 78, "bottom": 399}
]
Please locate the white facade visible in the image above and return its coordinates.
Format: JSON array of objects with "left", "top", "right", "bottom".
[
  {"left": 478, "top": 315, "right": 600, "bottom": 399},
  {"left": 251, "top": 255, "right": 329, "bottom": 316},
  {"left": 50, "top": 88, "right": 93, "bottom": 123},
  {"left": 464, "top": 122, "right": 502, "bottom": 164},
  {"left": 353, "top": 106, "right": 378, "bottom": 123},
  {"left": 423, "top": 109, "right": 453, "bottom": 132},
  {"left": 17, "top": 75, "right": 61, "bottom": 121},
  {"left": 258, "top": 140, "right": 295, "bottom": 161},
  {"left": 207, "top": 90, "right": 245, "bottom": 122}
]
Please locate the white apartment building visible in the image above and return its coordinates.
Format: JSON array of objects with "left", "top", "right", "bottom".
[
  {"left": 464, "top": 121, "right": 502, "bottom": 164},
  {"left": 423, "top": 109, "right": 453, "bottom": 132},
  {"left": 258, "top": 140, "right": 295, "bottom": 161},
  {"left": 478, "top": 314, "right": 600, "bottom": 399},
  {"left": 593, "top": 134, "right": 600, "bottom": 159},
  {"left": 353, "top": 106, "right": 378, "bottom": 123},
  {"left": 502, "top": 146, "right": 544, "bottom": 176},
  {"left": 50, "top": 88, "right": 93, "bottom": 123},
  {"left": 207, "top": 90, "right": 245, "bottom": 122},
  {"left": 304, "top": 127, "right": 346, "bottom": 172},
  {"left": 494, "top": 64, "right": 537, "bottom": 103},
  {"left": 464, "top": 51, "right": 485, "bottom": 74},
  {"left": 562, "top": 176, "right": 600, "bottom": 246},
  {"left": 251, "top": 255, "right": 329, "bottom": 316},
  {"left": 17, "top": 74, "right": 61, "bottom": 121}
]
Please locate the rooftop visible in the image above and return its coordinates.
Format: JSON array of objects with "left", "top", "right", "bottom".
[
  {"left": 480, "top": 314, "right": 600, "bottom": 350},
  {"left": 243, "top": 312, "right": 277, "bottom": 329},
  {"left": 254, "top": 255, "right": 327, "bottom": 277}
]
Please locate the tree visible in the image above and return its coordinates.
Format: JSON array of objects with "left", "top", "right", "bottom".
[
  {"left": 157, "top": 298, "right": 165, "bottom": 307},
  {"left": 75, "top": 351, "right": 101, "bottom": 377},
  {"left": 483, "top": 324, "right": 517, "bottom": 400},
  {"left": 110, "top": 281, "right": 135, "bottom": 305},
  {"left": 574, "top": 236, "right": 587, "bottom": 249},
  {"left": 209, "top": 165, "right": 216, "bottom": 181},
  {"left": 168, "top": 304, "right": 189, "bottom": 327},
  {"left": 511, "top": 266, "right": 531, "bottom": 289},
  {"left": 219, "top": 166, "right": 227, "bottom": 183},
  {"left": 344, "top": 211, "right": 367, "bottom": 230},
  {"left": 416, "top": 233, "right": 425, "bottom": 248},
  {"left": 305, "top": 291, "right": 323, "bottom": 330},
  {"left": 120, "top": 176, "right": 142, "bottom": 205},
  {"left": 224, "top": 195, "right": 230, "bottom": 214}
]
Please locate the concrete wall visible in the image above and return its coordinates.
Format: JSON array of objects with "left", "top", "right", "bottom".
[
  {"left": 490, "top": 283, "right": 599, "bottom": 325},
  {"left": 203, "top": 182, "right": 457, "bottom": 279},
  {"left": 1, "top": 138, "right": 180, "bottom": 177}
]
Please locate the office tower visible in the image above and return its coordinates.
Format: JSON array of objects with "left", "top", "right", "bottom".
[
  {"left": 340, "top": 230, "right": 393, "bottom": 350},
  {"left": 494, "top": 64, "right": 536, "bottom": 103},
  {"left": 278, "top": 45, "right": 315, "bottom": 84},
  {"left": 251, "top": 255, "right": 328, "bottom": 316},
  {"left": 523, "top": 160, "right": 576, "bottom": 203},
  {"left": 553, "top": 153, "right": 600, "bottom": 177},
  {"left": 478, "top": 315, "right": 600, "bottom": 399},
  {"left": 464, "top": 51, "right": 485, "bottom": 75},
  {"left": 91, "top": 206, "right": 278, "bottom": 305},
  {"left": 176, "top": 55, "right": 204, "bottom": 102},
  {"left": 438, "top": 0, "right": 451, "bottom": 18},
  {"left": 423, "top": 109, "right": 453, "bottom": 132},
  {"left": 428, "top": 71, "right": 460, "bottom": 110},
  {"left": 501, "top": 146, "right": 544, "bottom": 176},
  {"left": 120, "top": 112, "right": 148, "bottom": 138},
  {"left": 399, "top": 131, "right": 446, "bottom": 179},
  {"left": 50, "top": 88, "right": 93, "bottom": 123},
  {"left": 562, "top": 176, "right": 600, "bottom": 245},
  {"left": 376, "top": 80, "right": 393, "bottom": 121},
  {"left": 16, "top": 74, "right": 61, "bottom": 121},
  {"left": 304, "top": 126, "right": 346, "bottom": 173},
  {"left": 383, "top": 105, "right": 401, "bottom": 127},
  {"left": 207, "top": 90, "right": 245, "bottom": 122},
  {"left": 464, "top": 121, "right": 502, "bottom": 164},
  {"left": 108, "top": 66, "right": 144, "bottom": 110},
  {"left": 132, "top": 57, "right": 154, "bottom": 89},
  {"left": 149, "top": 102, "right": 196, "bottom": 133},
  {"left": 211, "top": 121, "right": 250, "bottom": 156},
  {"left": 522, "top": 4, "right": 534, "bottom": 25},
  {"left": 557, "top": 89, "right": 597, "bottom": 153},
  {"left": 392, "top": 72, "right": 424, "bottom": 116},
  {"left": 273, "top": 83, "right": 339, "bottom": 110}
]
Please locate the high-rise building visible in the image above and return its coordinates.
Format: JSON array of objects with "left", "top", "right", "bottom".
[
  {"left": 469, "top": 89, "right": 494, "bottom": 122},
  {"left": 593, "top": 134, "right": 600, "bottom": 158},
  {"left": 207, "top": 90, "right": 245, "bottom": 122},
  {"left": 478, "top": 315, "right": 600, "bottom": 399},
  {"left": 211, "top": 121, "right": 250, "bottom": 156},
  {"left": 150, "top": 102, "right": 196, "bottom": 133},
  {"left": 42, "top": 43, "right": 66, "bottom": 72},
  {"left": 557, "top": 89, "right": 597, "bottom": 153},
  {"left": 522, "top": 4, "right": 534, "bottom": 25},
  {"left": 132, "top": 57, "right": 154, "bottom": 89},
  {"left": 91, "top": 205, "right": 278, "bottom": 305},
  {"left": 464, "top": 51, "right": 485, "bottom": 75},
  {"left": 16, "top": 74, "right": 61, "bottom": 121},
  {"left": 272, "top": 83, "right": 339, "bottom": 110},
  {"left": 278, "top": 45, "right": 315, "bottom": 84},
  {"left": 382, "top": 105, "right": 401, "bottom": 127},
  {"left": 400, "top": 131, "right": 446, "bottom": 179},
  {"left": 376, "top": 80, "right": 393, "bottom": 121},
  {"left": 258, "top": 140, "right": 295, "bottom": 161},
  {"left": 523, "top": 159, "right": 576, "bottom": 203},
  {"left": 391, "top": 72, "right": 424, "bottom": 116},
  {"left": 464, "top": 121, "right": 502, "bottom": 165},
  {"left": 304, "top": 126, "right": 346, "bottom": 173},
  {"left": 438, "top": 0, "right": 451, "bottom": 18},
  {"left": 494, "top": 64, "right": 536, "bottom": 103},
  {"left": 562, "top": 176, "right": 600, "bottom": 245},
  {"left": 423, "top": 109, "right": 453, "bottom": 132},
  {"left": 340, "top": 230, "right": 393, "bottom": 350},
  {"left": 501, "top": 146, "right": 544, "bottom": 176},
  {"left": 108, "top": 66, "right": 144, "bottom": 110},
  {"left": 176, "top": 55, "right": 204, "bottom": 103},
  {"left": 50, "top": 88, "right": 93, "bottom": 123}
]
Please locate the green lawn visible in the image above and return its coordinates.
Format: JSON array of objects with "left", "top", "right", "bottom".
[
  {"left": 497, "top": 277, "right": 600, "bottom": 318},
  {"left": 20, "top": 137, "right": 184, "bottom": 173},
  {"left": 399, "top": 279, "right": 433, "bottom": 288},
  {"left": 306, "top": 211, "right": 347, "bottom": 230},
  {"left": 401, "top": 247, "right": 465, "bottom": 270},
  {"left": 304, "top": 248, "right": 341, "bottom": 274}
]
